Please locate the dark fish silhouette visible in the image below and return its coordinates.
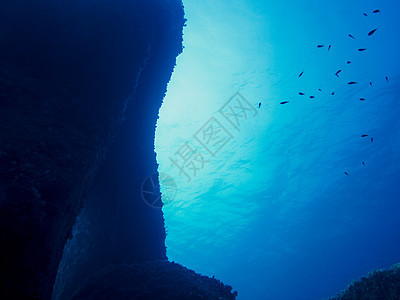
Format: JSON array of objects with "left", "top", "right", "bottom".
[
  {"left": 318, "top": 89, "right": 322, "bottom": 91},
  {"left": 344, "top": 172, "right": 349, "bottom": 176},
  {"left": 368, "top": 28, "right": 377, "bottom": 36},
  {"left": 360, "top": 98, "right": 366, "bottom": 101},
  {"left": 361, "top": 134, "right": 368, "bottom": 137},
  {"left": 335, "top": 70, "right": 342, "bottom": 77},
  {"left": 309, "top": 96, "right": 315, "bottom": 99},
  {"left": 299, "top": 71, "right": 304, "bottom": 77},
  {"left": 258, "top": 102, "right": 261, "bottom": 108},
  {"left": 348, "top": 34, "right": 356, "bottom": 39},
  {"left": 371, "top": 137, "right": 374, "bottom": 143},
  {"left": 370, "top": 82, "right": 373, "bottom": 86},
  {"left": 299, "top": 92, "right": 305, "bottom": 95},
  {"left": 362, "top": 161, "right": 366, "bottom": 166},
  {"left": 331, "top": 92, "right": 335, "bottom": 95},
  {"left": 386, "top": 76, "right": 389, "bottom": 82},
  {"left": 348, "top": 81, "right": 358, "bottom": 84},
  {"left": 358, "top": 48, "right": 367, "bottom": 51},
  {"left": 328, "top": 45, "right": 331, "bottom": 51},
  {"left": 347, "top": 61, "right": 351, "bottom": 64},
  {"left": 280, "top": 101, "right": 289, "bottom": 104},
  {"left": 363, "top": 13, "right": 368, "bottom": 16},
  {"left": 373, "top": 9, "right": 380, "bottom": 13},
  {"left": 317, "top": 44, "right": 324, "bottom": 48}
]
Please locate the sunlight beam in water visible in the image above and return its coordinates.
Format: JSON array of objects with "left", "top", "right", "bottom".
[{"left": 156, "top": 0, "right": 400, "bottom": 299}]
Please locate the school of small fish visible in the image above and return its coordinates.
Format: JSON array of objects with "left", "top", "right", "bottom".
[{"left": 257, "top": 9, "right": 389, "bottom": 176}]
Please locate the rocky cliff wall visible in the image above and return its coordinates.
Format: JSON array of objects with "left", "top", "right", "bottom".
[{"left": 0, "top": 1, "right": 184, "bottom": 298}]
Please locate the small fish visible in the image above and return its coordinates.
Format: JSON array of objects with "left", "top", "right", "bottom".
[
  {"left": 335, "top": 70, "right": 342, "bottom": 77},
  {"left": 371, "top": 137, "right": 374, "bottom": 143},
  {"left": 368, "top": 28, "right": 378, "bottom": 36},
  {"left": 309, "top": 96, "right": 315, "bottom": 99},
  {"left": 299, "top": 92, "right": 305, "bottom": 95},
  {"left": 348, "top": 34, "right": 356, "bottom": 39},
  {"left": 347, "top": 61, "right": 351, "bottom": 64},
  {"left": 361, "top": 134, "right": 368, "bottom": 137},
  {"left": 363, "top": 13, "right": 368, "bottom": 16},
  {"left": 348, "top": 81, "right": 358, "bottom": 85},
  {"left": 280, "top": 101, "right": 289, "bottom": 104},
  {"left": 299, "top": 71, "right": 304, "bottom": 77},
  {"left": 331, "top": 92, "right": 335, "bottom": 95},
  {"left": 344, "top": 172, "right": 349, "bottom": 176},
  {"left": 328, "top": 45, "right": 331, "bottom": 51},
  {"left": 258, "top": 102, "right": 261, "bottom": 108},
  {"left": 373, "top": 9, "right": 380, "bottom": 13},
  {"left": 370, "top": 82, "right": 373, "bottom": 86},
  {"left": 358, "top": 48, "right": 367, "bottom": 51},
  {"left": 360, "top": 98, "right": 366, "bottom": 101},
  {"left": 318, "top": 89, "right": 322, "bottom": 91},
  {"left": 386, "top": 76, "right": 389, "bottom": 83},
  {"left": 362, "top": 161, "right": 366, "bottom": 166},
  {"left": 317, "top": 44, "right": 324, "bottom": 48}
]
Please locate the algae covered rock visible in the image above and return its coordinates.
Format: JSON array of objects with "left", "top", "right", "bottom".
[
  {"left": 71, "top": 261, "right": 238, "bottom": 300},
  {"left": 331, "top": 263, "right": 400, "bottom": 300}
]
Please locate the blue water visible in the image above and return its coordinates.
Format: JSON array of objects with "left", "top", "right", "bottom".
[{"left": 155, "top": 0, "right": 400, "bottom": 299}]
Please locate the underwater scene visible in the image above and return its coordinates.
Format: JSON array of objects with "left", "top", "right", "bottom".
[{"left": 155, "top": 0, "right": 400, "bottom": 299}]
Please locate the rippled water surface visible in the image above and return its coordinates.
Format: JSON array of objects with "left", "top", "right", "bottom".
[{"left": 155, "top": 0, "right": 400, "bottom": 299}]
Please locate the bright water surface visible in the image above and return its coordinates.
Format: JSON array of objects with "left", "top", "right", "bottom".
[{"left": 155, "top": 1, "right": 400, "bottom": 298}]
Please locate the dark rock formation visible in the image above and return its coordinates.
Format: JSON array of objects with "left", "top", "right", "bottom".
[
  {"left": 70, "top": 261, "right": 237, "bottom": 300},
  {"left": 0, "top": 1, "right": 237, "bottom": 299},
  {"left": 52, "top": 1, "right": 184, "bottom": 298},
  {"left": 331, "top": 264, "right": 400, "bottom": 300}
]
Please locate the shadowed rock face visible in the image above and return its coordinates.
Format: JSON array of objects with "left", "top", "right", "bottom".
[
  {"left": 52, "top": 1, "right": 186, "bottom": 298},
  {"left": 330, "top": 264, "right": 400, "bottom": 300},
  {"left": 0, "top": 0, "right": 185, "bottom": 298},
  {"left": 0, "top": 1, "right": 238, "bottom": 298},
  {"left": 70, "top": 261, "right": 238, "bottom": 300}
]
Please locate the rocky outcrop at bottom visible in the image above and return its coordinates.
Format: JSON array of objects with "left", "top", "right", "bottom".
[
  {"left": 70, "top": 261, "right": 238, "bottom": 300},
  {"left": 330, "top": 263, "right": 400, "bottom": 300}
]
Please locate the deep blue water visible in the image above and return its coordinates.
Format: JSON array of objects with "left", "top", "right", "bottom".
[{"left": 155, "top": 0, "right": 400, "bottom": 299}]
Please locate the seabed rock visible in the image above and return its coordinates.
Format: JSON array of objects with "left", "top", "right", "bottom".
[
  {"left": 71, "top": 261, "right": 237, "bottom": 300},
  {"left": 330, "top": 263, "right": 400, "bottom": 300}
]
